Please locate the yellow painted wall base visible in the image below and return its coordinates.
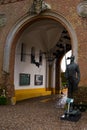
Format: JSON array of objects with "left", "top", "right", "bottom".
[{"left": 15, "top": 88, "right": 51, "bottom": 101}]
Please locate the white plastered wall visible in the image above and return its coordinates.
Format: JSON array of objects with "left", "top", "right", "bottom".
[
  {"left": 14, "top": 18, "right": 63, "bottom": 90},
  {"left": 14, "top": 36, "right": 46, "bottom": 89}
]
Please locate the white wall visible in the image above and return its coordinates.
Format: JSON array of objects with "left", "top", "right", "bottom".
[
  {"left": 14, "top": 19, "right": 63, "bottom": 90},
  {"left": 14, "top": 39, "right": 46, "bottom": 90}
]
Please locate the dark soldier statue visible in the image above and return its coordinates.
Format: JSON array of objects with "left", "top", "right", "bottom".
[
  {"left": 65, "top": 55, "right": 80, "bottom": 98},
  {"left": 60, "top": 56, "right": 81, "bottom": 121}
]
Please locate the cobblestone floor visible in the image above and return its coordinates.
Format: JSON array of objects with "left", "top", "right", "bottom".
[{"left": 0, "top": 95, "right": 87, "bottom": 130}]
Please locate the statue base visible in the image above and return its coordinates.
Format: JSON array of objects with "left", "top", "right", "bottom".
[{"left": 60, "top": 110, "right": 81, "bottom": 122}]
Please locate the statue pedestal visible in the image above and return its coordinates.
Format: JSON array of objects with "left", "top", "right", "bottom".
[
  {"left": 60, "top": 98, "right": 81, "bottom": 122},
  {"left": 60, "top": 109, "right": 81, "bottom": 122}
]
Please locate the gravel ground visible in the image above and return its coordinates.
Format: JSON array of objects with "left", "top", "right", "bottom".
[{"left": 0, "top": 95, "right": 87, "bottom": 130}]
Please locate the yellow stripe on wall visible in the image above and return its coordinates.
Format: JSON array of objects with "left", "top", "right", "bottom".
[{"left": 15, "top": 88, "right": 51, "bottom": 101}]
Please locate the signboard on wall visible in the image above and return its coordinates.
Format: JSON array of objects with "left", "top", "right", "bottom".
[
  {"left": 19, "top": 73, "right": 30, "bottom": 86},
  {"left": 34, "top": 75, "right": 43, "bottom": 85}
]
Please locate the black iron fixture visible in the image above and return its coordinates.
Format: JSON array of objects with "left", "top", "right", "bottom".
[
  {"left": 63, "top": 36, "right": 71, "bottom": 40},
  {"left": 31, "top": 47, "right": 42, "bottom": 68},
  {"left": 56, "top": 43, "right": 64, "bottom": 48},
  {"left": 31, "top": 47, "right": 35, "bottom": 63},
  {"left": 62, "top": 30, "right": 68, "bottom": 34}
]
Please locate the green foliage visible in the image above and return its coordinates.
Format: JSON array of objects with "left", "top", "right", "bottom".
[
  {"left": 0, "top": 96, "right": 7, "bottom": 105},
  {"left": 61, "top": 72, "right": 67, "bottom": 87},
  {"left": 62, "top": 82, "right": 67, "bottom": 86}
]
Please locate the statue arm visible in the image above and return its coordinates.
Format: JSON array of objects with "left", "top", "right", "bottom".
[
  {"left": 76, "top": 65, "right": 80, "bottom": 82},
  {"left": 65, "top": 66, "right": 69, "bottom": 79}
]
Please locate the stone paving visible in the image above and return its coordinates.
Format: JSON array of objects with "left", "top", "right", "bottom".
[{"left": 0, "top": 96, "right": 87, "bottom": 130}]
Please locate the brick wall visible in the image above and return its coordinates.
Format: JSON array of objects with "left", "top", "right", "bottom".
[{"left": 73, "top": 87, "right": 87, "bottom": 104}]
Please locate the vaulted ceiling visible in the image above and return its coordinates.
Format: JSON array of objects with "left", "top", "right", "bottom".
[
  {"left": 20, "top": 18, "right": 71, "bottom": 60},
  {"left": 0, "top": 0, "right": 71, "bottom": 58}
]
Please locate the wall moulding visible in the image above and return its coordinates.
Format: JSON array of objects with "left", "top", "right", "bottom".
[
  {"left": 0, "top": 14, "right": 7, "bottom": 27},
  {"left": 77, "top": 1, "right": 87, "bottom": 29},
  {"left": 77, "top": 1, "right": 87, "bottom": 17}
]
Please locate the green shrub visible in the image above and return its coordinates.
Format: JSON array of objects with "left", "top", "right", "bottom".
[{"left": 0, "top": 96, "right": 7, "bottom": 105}]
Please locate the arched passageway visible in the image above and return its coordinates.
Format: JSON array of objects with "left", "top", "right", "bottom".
[{"left": 3, "top": 11, "right": 78, "bottom": 100}]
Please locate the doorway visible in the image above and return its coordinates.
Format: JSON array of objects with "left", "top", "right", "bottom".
[{"left": 3, "top": 10, "right": 78, "bottom": 99}]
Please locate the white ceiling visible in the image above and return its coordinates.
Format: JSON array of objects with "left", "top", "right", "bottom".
[
  {"left": 21, "top": 19, "right": 65, "bottom": 51},
  {"left": 19, "top": 18, "right": 71, "bottom": 61}
]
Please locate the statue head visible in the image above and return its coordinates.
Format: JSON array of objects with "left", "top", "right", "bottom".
[
  {"left": 67, "top": 55, "right": 75, "bottom": 63},
  {"left": 71, "top": 55, "right": 75, "bottom": 62}
]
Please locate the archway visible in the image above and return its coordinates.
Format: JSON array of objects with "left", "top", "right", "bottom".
[{"left": 3, "top": 10, "right": 78, "bottom": 98}]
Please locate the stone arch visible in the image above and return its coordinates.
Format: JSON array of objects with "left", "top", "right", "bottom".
[{"left": 3, "top": 11, "right": 78, "bottom": 96}]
